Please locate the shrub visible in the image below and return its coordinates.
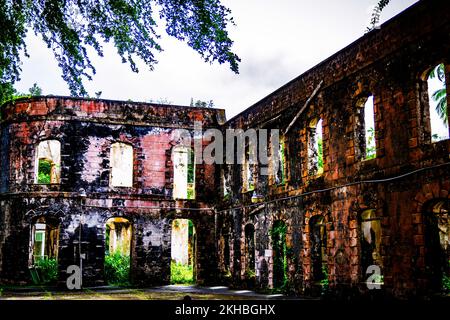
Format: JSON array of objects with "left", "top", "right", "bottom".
[
  {"left": 104, "top": 252, "right": 130, "bottom": 286},
  {"left": 170, "top": 261, "right": 194, "bottom": 284},
  {"left": 35, "top": 258, "right": 58, "bottom": 284},
  {"left": 37, "top": 159, "right": 52, "bottom": 184},
  {"left": 270, "top": 221, "right": 288, "bottom": 292}
]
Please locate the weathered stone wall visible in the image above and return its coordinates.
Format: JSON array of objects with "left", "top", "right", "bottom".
[
  {"left": 0, "top": 0, "right": 449, "bottom": 299},
  {"left": 0, "top": 97, "right": 223, "bottom": 286},
  {"left": 217, "top": 0, "right": 450, "bottom": 298}
]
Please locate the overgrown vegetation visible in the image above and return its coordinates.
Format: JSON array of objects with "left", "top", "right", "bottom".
[
  {"left": 367, "top": 0, "right": 391, "bottom": 31},
  {"left": 320, "top": 266, "right": 330, "bottom": 296},
  {"left": 0, "top": 83, "right": 42, "bottom": 106},
  {"left": 317, "top": 138, "right": 324, "bottom": 173},
  {"left": 170, "top": 261, "right": 194, "bottom": 284},
  {"left": 33, "top": 258, "right": 58, "bottom": 284},
  {"left": 245, "top": 268, "right": 256, "bottom": 279},
  {"left": 276, "top": 140, "right": 286, "bottom": 184},
  {"left": 190, "top": 98, "right": 215, "bottom": 108},
  {"left": 0, "top": 1, "right": 240, "bottom": 97},
  {"left": 104, "top": 251, "right": 130, "bottom": 286},
  {"left": 37, "top": 159, "right": 52, "bottom": 184},
  {"left": 366, "top": 127, "right": 376, "bottom": 160},
  {"left": 443, "top": 261, "right": 450, "bottom": 294},
  {"left": 187, "top": 150, "right": 196, "bottom": 199},
  {"left": 270, "top": 221, "right": 288, "bottom": 292}
]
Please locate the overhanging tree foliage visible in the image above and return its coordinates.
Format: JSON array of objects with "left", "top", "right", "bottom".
[
  {"left": 0, "top": 0, "right": 240, "bottom": 100},
  {"left": 367, "top": 0, "right": 391, "bottom": 31}
]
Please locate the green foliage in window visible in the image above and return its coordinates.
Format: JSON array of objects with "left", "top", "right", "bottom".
[
  {"left": 0, "top": 83, "right": 43, "bottom": 107},
  {"left": 317, "top": 138, "right": 324, "bottom": 174},
  {"left": 104, "top": 251, "right": 130, "bottom": 286},
  {"left": 366, "top": 127, "right": 376, "bottom": 160},
  {"left": 276, "top": 141, "right": 286, "bottom": 185},
  {"left": 186, "top": 150, "right": 195, "bottom": 199},
  {"left": 34, "top": 257, "right": 58, "bottom": 284},
  {"left": 170, "top": 261, "right": 194, "bottom": 284},
  {"left": 0, "top": 1, "right": 239, "bottom": 97},
  {"left": 248, "top": 175, "right": 255, "bottom": 191},
  {"left": 367, "top": 0, "right": 391, "bottom": 31},
  {"left": 37, "top": 159, "right": 52, "bottom": 184},
  {"left": 429, "top": 63, "right": 448, "bottom": 126},
  {"left": 320, "top": 266, "right": 330, "bottom": 296}
]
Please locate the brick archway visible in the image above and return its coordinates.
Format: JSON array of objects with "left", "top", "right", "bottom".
[
  {"left": 303, "top": 207, "right": 331, "bottom": 287},
  {"left": 412, "top": 184, "right": 450, "bottom": 293}
]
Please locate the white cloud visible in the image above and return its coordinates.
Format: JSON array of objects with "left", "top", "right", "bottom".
[{"left": 15, "top": 0, "right": 419, "bottom": 119}]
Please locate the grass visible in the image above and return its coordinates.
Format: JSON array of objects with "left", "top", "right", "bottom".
[
  {"left": 33, "top": 258, "right": 58, "bottom": 284},
  {"left": 104, "top": 252, "right": 130, "bottom": 286},
  {"left": 443, "top": 265, "right": 450, "bottom": 293},
  {"left": 170, "top": 261, "right": 194, "bottom": 284}
]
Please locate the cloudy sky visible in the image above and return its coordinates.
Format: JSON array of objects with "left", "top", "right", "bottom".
[{"left": 15, "top": 0, "right": 419, "bottom": 120}]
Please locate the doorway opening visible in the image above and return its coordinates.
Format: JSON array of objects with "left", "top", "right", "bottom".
[
  {"left": 271, "top": 220, "right": 287, "bottom": 290},
  {"left": 29, "top": 216, "right": 59, "bottom": 284},
  {"left": 171, "top": 219, "right": 196, "bottom": 284},
  {"left": 424, "top": 200, "right": 450, "bottom": 293},
  {"left": 104, "top": 217, "right": 132, "bottom": 285}
]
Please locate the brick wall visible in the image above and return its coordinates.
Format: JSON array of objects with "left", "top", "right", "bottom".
[{"left": 218, "top": 0, "right": 450, "bottom": 298}]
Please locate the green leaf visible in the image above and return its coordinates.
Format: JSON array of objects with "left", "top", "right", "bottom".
[{"left": 0, "top": 0, "right": 240, "bottom": 97}]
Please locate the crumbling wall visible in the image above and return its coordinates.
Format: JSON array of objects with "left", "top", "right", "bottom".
[
  {"left": 0, "top": 97, "right": 223, "bottom": 286},
  {"left": 217, "top": 0, "right": 450, "bottom": 298}
]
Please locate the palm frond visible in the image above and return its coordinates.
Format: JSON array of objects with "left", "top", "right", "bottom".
[{"left": 432, "top": 88, "right": 448, "bottom": 126}]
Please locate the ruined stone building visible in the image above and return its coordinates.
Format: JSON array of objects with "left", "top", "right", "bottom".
[{"left": 0, "top": 0, "right": 449, "bottom": 298}]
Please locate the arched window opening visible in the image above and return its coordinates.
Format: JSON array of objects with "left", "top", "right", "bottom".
[
  {"left": 171, "top": 219, "right": 196, "bottom": 284},
  {"left": 105, "top": 217, "right": 132, "bottom": 285},
  {"left": 360, "top": 209, "right": 382, "bottom": 283},
  {"left": 173, "top": 147, "right": 195, "bottom": 199},
  {"left": 35, "top": 140, "right": 61, "bottom": 184},
  {"left": 308, "top": 119, "right": 323, "bottom": 176},
  {"left": 355, "top": 96, "right": 376, "bottom": 160},
  {"left": 110, "top": 142, "right": 133, "bottom": 187},
  {"left": 310, "top": 216, "right": 327, "bottom": 282},
  {"left": 424, "top": 200, "right": 450, "bottom": 293},
  {"left": 426, "top": 63, "right": 449, "bottom": 142}
]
